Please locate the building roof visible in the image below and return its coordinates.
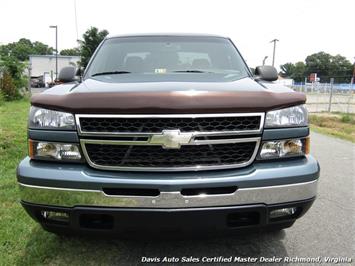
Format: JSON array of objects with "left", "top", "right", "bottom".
[{"left": 29, "top": 54, "right": 80, "bottom": 59}]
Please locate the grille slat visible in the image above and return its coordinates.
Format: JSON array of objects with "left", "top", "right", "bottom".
[
  {"left": 85, "top": 142, "right": 256, "bottom": 169},
  {"left": 79, "top": 116, "right": 261, "bottom": 133}
]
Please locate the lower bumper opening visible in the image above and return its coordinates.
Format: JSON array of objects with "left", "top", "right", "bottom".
[
  {"left": 227, "top": 212, "right": 260, "bottom": 227},
  {"left": 80, "top": 213, "right": 114, "bottom": 230}
]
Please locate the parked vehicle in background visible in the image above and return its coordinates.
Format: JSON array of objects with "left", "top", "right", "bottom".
[
  {"left": 17, "top": 34, "right": 319, "bottom": 236},
  {"left": 30, "top": 76, "right": 45, "bottom": 88}
]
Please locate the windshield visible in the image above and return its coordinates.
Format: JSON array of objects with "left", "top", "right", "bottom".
[{"left": 85, "top": 36, "right": 250, "bottom": 79}]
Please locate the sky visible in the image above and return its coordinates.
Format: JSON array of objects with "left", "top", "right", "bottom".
[{"left": 1, "top": 0, "right": 354, "bottom": 69}]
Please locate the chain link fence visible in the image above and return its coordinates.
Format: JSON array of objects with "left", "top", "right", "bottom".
[{"left": 290, "top": 81, "right": 354, "bottom": 113}]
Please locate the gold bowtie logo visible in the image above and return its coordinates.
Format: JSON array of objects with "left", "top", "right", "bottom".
[{"left": 149, "top": 130, "right": 193, "bottom": 149}]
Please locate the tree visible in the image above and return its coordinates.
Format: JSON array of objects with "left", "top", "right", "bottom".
[
  {"left": 0, "top": 38, "right": 53, "bottom": 61},
  {"left": 329, "top": 54, "right": 353, "bottom": 83},
  {"left": 32, "top": 41, "right": 54, "bottom": 55},
  {"left": 281, "top": 52, "right": 353, "bottom": 83},
  {"left": 60, "top": 48, "right": 81, "bottom": 56},
  {"left": 0, "top": 55, "right": 27, "bottom": 89},
  {"left": 305, "top": 52, "right": 332, "bottom": 82},
  {"left": 292, "top": 62, "right": 306, "bottom": 82},
  {"left": 79, "top": 27, "right": 109, "bottom": 68},
  {"left": 280, "top": 62, "right": 305, "bottom": 82},
  {"left": 280, "top": 63, "right": 295, "bottom": 77}
]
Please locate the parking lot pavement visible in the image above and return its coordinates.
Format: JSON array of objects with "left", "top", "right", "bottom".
[{"left": 102, "top": 132, "right": 353, "bottom": 265}]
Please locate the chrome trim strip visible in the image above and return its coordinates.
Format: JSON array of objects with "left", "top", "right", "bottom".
[
  {"left": 75, "top": 113, "right": 265, "bottom": 136},
  {"left": 18, "top": 180, "right": 318, "bottom": 208},
  {"left": 80, "top": 137, "right": 261, "bottom": 172}
]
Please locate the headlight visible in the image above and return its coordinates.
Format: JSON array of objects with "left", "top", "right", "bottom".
[
  {"left": 258, "top": 138, "right": 309, "bottom": 160},
  {"left": 29, "top": 106, "right": 75, "bottom": 130},
  {"left": 29, "top": 140, "right": 82, "bottom": 162},
  {"left": 265, "top": 105, "right": 308, "bottom": 128}
]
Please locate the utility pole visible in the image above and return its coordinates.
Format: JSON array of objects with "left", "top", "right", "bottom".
[
  {"left": 270, "top": 39, "right": 279, "bottom": 67},
  {"left": 262, "top": 56, "right": 268, "bottom": 66},
  {"left": 50, "top": 25, "right": 58, "bottom": 80}
]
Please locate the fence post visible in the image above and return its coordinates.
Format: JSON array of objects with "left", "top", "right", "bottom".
[
  {"left": 28, "top": 65, "right": 32, "bottom": 96},
  {"left": 328, "top": 78, "right": 334, "bottom": 112},
  {"left": 304, "top": 77, "right": 307, "bottom": 92}
]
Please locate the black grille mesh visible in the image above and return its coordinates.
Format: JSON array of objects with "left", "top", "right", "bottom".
[
  {"left": 79, "top": 116, "right": 261, "bottom": 133},
  {"left": 85, "top": 142, "right": 256, "bottom": 169}
]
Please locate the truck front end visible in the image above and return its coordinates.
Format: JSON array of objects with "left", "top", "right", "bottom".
[{"left": 17, "top": 35, "right": 319, "bottom": 236}]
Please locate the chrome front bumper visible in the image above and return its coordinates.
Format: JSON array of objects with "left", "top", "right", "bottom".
[{"left": 19, "top": 180, "right": 318, "bottom": 208}]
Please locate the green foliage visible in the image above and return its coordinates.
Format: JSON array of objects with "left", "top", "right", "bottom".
[
  {"left": 280, "top": 61, "right": 305, "bottom": 82},
  {"left": 305, "top": 52, "right": 332, "bottom": 81},
  {"left": 60, "top": 47, "right": 81, "bottom": 56},
  {"left": 309, "top": 113, "right": 355, "bottom": 142},
  {"left": 0, "top": 38, "right": 54, "bottom": 61},
  {"left": 0, "top": 92, "right": 5, "bottom": 106},
  {"left": 292, "top": 62, "right": 306, "bottom": 82},
  {"left": 0, "top": 55, "right": 27, "bottom": 82},
  {"left": 340, "top": 114, "right": 353, "bottom": 124},
  {"left": 0, "top": 38, "right": 48, "bottom": 100},
  {"left": 0, "top": 55, "right": 27, "bottom": 100},
  {"left": 280, "top": 63, "right": 294, "bottom": 77},
  {"left": 79, "top": 27, "right": 109, "bottom": 68},
  {"left": 0, "top": 71, "right": 21, "bottom": 101},
  {"left": 280, "top": 52, "right": 353, "bottom": 83}
]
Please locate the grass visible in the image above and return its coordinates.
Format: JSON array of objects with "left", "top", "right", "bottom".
[
  {"left": 0, "top": 100, "right": 127, "bottom": 266},
  {"left": 309, "top": 112, "right": 355, "bottom": 143}
]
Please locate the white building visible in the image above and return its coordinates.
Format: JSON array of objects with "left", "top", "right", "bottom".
[{"left": 29, "top": 55, "right": 80, "bottom": 85}]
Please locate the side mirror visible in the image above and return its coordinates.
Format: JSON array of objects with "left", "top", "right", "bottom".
[
  {"left": 58, "top": 66, "right": 76, "bottom": 83},
  {"left": 255, "top": 65, "right": 278, "bottom": 81}
]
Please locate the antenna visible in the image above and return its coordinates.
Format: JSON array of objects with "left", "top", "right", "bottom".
[{"left": 74, "top": 0, "right": 79, "bottom": 41}]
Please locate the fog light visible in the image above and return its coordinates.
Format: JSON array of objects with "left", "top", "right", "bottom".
[
  {"left": 269, "top": 207, "right": 297, "bottom": 219},
  {"left": 41, "top": 211, "right": 69, "bottom": 224},
  {"left": 29, "top": 140, "right": 82, "bottom": 161}
]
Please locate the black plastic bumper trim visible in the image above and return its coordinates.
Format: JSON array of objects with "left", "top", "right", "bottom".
[{"left": 21, "top": 198, "right": 315, "bottom": 236}]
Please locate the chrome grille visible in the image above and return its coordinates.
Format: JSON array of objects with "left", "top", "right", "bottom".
[{"left": 77, "top": 113, "right": 264, "bottom": 171}]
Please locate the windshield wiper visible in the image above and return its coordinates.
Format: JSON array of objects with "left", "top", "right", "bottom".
[
  {"left": 92, "top": 70, "right": 131, "bottom": 77},
  {"left": 172, "top": 70, "right": 211, "bottom": 73}
]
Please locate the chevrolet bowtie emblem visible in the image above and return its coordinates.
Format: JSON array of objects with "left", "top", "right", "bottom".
[{"left": 149, "top": 130, "right": 193, "bottom": 149}]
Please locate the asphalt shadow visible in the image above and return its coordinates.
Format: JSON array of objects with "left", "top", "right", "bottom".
[{"left": 16, "top": 227, "right": 288, "bottom": 266}]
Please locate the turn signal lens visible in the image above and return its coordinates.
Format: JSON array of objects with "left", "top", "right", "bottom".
[
  {"left": 304, "top": 137, "right": 310, "bottom": 154},
  {"left": 28, "top": 139, "right": 35, "bottom": 159}
]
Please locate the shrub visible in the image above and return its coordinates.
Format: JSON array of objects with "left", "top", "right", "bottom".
[
  {"left": 341, "top": 114, "right": 353, "bottom": 124},
  {"left": 0, "top": 72, "right": 21, "bottom": 101},
  {"left": 0, "top": 92, "right": 4, "bottom": 106}
]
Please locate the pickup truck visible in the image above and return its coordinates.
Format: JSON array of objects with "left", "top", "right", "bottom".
[{"left": 17, "top": 34, "right": 320, "bottom": 236}]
